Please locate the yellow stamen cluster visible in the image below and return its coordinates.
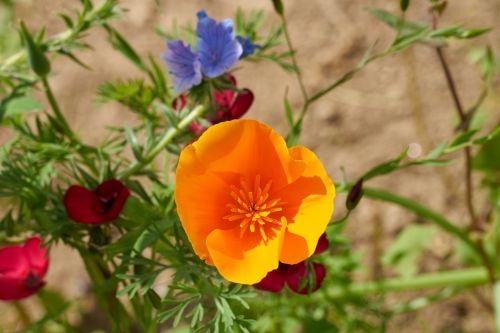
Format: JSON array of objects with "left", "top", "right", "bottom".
[{"left": 223, "top": 175, "right": 285, "bottom": 242}]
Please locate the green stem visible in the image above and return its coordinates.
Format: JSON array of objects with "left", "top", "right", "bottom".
[
  {"left": 40, "top": 75, "right": 75, "bottom": 140},
  {"left": 12, "top": 301, "right": 32, "bottom": 327},
  {"left": 494, "top": 281, "right": 500, "bottom": 333},
  {"left": 363, "top": 187, "right": 480, "bottom": 257},
  {"left": 326, "top": 267, "right": 488, "bottom": 299},
  {"left": 279, "top": 13, "right": 308, "bottom": 104},
  {"left": 81, "top": 253, "right": 131, "bottom": 333},
  {"left": 119, "top": 105, "right": 204, "bottom": 179}
]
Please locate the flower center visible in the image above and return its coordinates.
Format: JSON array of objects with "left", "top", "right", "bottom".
[
  {"left": 223, "top": 175, "right": 285, "bottom": 243},
  {"left": 23, "top": 271, "right": 43, "bottom": 290}
]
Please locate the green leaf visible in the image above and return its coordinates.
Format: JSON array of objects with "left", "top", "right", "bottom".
[
  {"left": 19, "top": 21, "right": 50, "bottom": 76},
  {"left": 283, "top": 93, "right": 294, "bottom": 128},
  {"left": 390, "top": 26, "right": 431, "bottom": 52},
  {"left": 446, "top": 129, "right": 479, "bottom": 152},
  {"left": 473, "top": 133, "right": 500, "bottom": 171},
  {"left": 105, "top": 26, "right": 147, "bottom": 71},
  {"left": 367, "top": 7, "right": 424, "bottom": 33},
  {"left": 125, "top": 127, "right": 143, "bottom": 161},
  {"left": 4, "top": 95, "right": 43, "bottom": 117},
  {"left": 38, "top": 289, "right": 68, "bottom": 316},
  {"left": 121, "top": 197, "right": 162, "bottom": 225},
  {"left": 430, "top": 26, "right": 491, "bottom": 39},
  {"left": 382, "top": 224, "right": 438, "bottom": 278},
  {"left": 426, "top": 140, "right": 448, "bottom": 159},
  {"left": 362, "top": 149, "right": 408, "bottom": 181}
]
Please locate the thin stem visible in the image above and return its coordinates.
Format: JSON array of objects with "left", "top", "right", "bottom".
[
  {"left": 365, "top": 185, "right": 496, "bottom": 283},
  {"left": 326, "top": 267, "right": 488, "bottom": 298},
  {"left": 433, "top": 13, "right": 478, "bottom": 227},
  {"left": 435, "top": 47, "right": 466, "bottom": 121},
  {"left": 279, "top": 13, "right": 309, "bottom": 104},
  {"left": 362, "top": 187, "right": 479, "bottom": 256},
  {"left": 40, "top": 76, "right": 76, "bottom": 141},
  {"left": 494, "top": 281, "right": 500, "bottom": 333},
  {"left": 119, "top": 105, "right": 204, "bottom": 179},
  {"left": 12, "top": 301, "right": 32, "bottom": 327}
]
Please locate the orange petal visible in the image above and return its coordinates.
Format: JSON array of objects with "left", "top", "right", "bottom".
[
  {"left": 206, "top": 224, "right": 286, "bottom": 284},
  {"left": 278, "top": 146, "right": 335, "bottom": 264},
  {"left": 189, "top": 119, "right": 291, "bottom": 190},
  {"left": 175, "top": 144, "right": 233, "bottom": 261}
]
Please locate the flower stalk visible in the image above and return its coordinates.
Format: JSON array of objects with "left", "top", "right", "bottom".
[
  {"left": 325, "top": 267, "right": 488, "bottom": 298},
  {"left": 120, "top": 105, "right": 205, "bottom": 179}
]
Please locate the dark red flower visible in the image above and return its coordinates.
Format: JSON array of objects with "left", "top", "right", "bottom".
[
  {"left": 210, "top": 88, "right": 254, "bottom": 124},
  {"left": 171, "top": 75, "right": 254, "bottom": 136},
  {"left": 64, "top": 179, "right": 130, "bottom": 224},
  {"left": 286, "top": 262, "right": 326, "bottom": 295},
  {"left": 172, "top": 94, "right": 187, "bottom": 111},
  {"left": 253, "top": 264, "right": 288, "bottom": 293},
  {"left": 254, "top": 233, "right": 328, "bottom": 295},
  {"left": 0, "top": 237, "right": 49, "bottom": 301},
  {"left": 314, "top": 233, "right": 329, "bottom": 255}
]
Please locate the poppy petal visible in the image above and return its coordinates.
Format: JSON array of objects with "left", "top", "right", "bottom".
[
  {"left": 0, "top": 246, "right": 27, "bottom": 276},
  {"left": 23, "top": 237, "right": 49, "bottom": 276},
  {"left": 64, "top": 185, "right": 103, "bottom": 224},
  {"left": 175, "top": 145, "right": 235, "bottom": 261},
  {"left": 96, "top": 179, "right": 130, "bottom": 222},
  {"left": 184, "top": 120, "right": 290, "bottom": 190},
  {"left": 278, "top": 146, "right": 335, "bottom": 264},
  {"left": 230, "top": 89, "right": 254, "bottom": 119},
  {"left": 314, "top": 233, "right": 329, "bottom": 255},
  {"left": 254, "top": 267, "right": 287, "bottom": 292},
  {"left": 0, "top": 276, "right": 33, "bottom": 300},
  {"left": 206, "top": 224, "right": 285, "bottom": 284}
]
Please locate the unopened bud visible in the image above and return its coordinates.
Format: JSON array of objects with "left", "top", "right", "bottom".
[
  {"left": 346, "top": 178, "right": 364, "bottom": 210},
  {"left": 271, "top": 0, "right": 284, "bottom": 15}
]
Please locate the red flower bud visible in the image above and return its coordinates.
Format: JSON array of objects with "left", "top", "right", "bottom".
[
  {"left": 172, "top": 94, "right": 187, "bottom": 111},
  {"left": 64, "top": 179, "right": 130, "bottom": 224},
  {"left": 0, "top": 237, "right": 49, "bottom": 301}
]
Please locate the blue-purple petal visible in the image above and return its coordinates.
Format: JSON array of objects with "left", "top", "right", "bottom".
[
  {"left": 236, "top": 36, "right": 261, "bottom": 59},
  {"left": 161, "top": 40, "right": 202, "bottom": 93},
  {"left": 196, "top": 11, "right": 242, "bottom": 78}
]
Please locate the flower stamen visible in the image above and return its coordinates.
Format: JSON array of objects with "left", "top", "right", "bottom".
[{"left": 224, "top": 176, "right": 284, "bottom": 243}]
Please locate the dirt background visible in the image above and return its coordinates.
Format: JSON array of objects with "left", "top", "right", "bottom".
[{"left": 2, "top": 0, "right": 500, "bottom": 332}]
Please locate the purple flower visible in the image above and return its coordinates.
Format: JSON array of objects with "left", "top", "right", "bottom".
[
  {"left": 236, "top": 36, "right": 260, "bottom": 59},
  {"left": 161, "top": 40, "right": 202, "bottom": 93},
  {"left": 196, "top": 10, "right": 242, "bottom": 78}
]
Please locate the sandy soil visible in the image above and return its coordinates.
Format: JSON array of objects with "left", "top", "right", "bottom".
[{"left": 2, "top": 0, "right": 500, "bottom": 332}]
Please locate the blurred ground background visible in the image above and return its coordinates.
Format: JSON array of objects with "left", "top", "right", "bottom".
[{"left": 2, "top": 0, "right": 500, "bottom": 332}]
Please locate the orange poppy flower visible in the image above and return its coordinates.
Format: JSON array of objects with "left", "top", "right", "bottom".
[{"left": 175, "top": 119, "right": 335, "bottom": 284}]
